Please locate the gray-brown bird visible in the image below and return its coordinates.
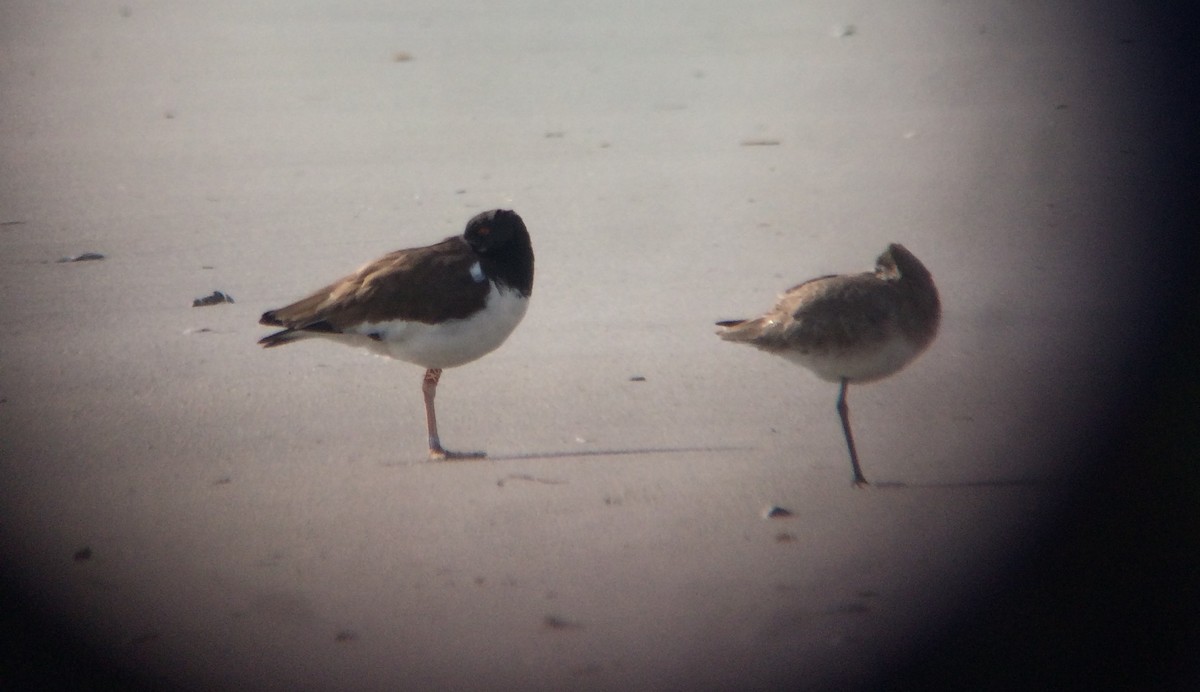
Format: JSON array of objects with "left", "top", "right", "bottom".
[{"left": 716, "top": 244, "right": 940, "bottom": 486}]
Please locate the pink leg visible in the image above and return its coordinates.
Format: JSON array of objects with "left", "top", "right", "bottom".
[{"left": 422, "top": 368, "right": 485, "bottom": 460}]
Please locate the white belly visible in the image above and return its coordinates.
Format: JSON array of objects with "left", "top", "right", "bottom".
[
  {"left": 349, "top": 285, "right": 528, "bottom": 369},
  {"left": 781, "top": 334, "right": 922, "bottom": 384}
]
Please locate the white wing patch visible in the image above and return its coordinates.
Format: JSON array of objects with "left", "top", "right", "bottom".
[{"left": 469, "top": 261, "right": 485, "bottom": 283}]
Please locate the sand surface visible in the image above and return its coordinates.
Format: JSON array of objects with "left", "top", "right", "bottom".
[{"left": 1, "top": 1, "right": 1195, "bottom": 690}]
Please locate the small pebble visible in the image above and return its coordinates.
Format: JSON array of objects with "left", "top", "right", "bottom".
[
  {"left": 57, "top": 252, "right": 105, "bottom": 263},
  {"left": 192, "top": 291, "right": 234, "bottom": 307},
  {"left": 543, "top": 615, "right": 582, "bottom": 630},
  {"left": 73, "top": 546, "right": 93, "bottom": 561},
  {"left": 763, "top": 505, "right": 794, "bottom": 519}
]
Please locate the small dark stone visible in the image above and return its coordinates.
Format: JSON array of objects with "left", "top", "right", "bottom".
[
  {"left": 543, "top": 615, "right": 582, "bottom": 630},
  {"left": 763, "top": 505, "right": 794, "bottom": 519},
  {"left": 192, "top": 291, "right": 235, "bottom": 307},
  {"left": 73, "top": 547, "right": 93, "bottom": 561},
  {"left": 57, "top": 252, "right": 105, "bottom": 263}
]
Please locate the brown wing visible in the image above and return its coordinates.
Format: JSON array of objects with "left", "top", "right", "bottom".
[
  {"left": 259, "top": 237, "right": 490, "bottom": 336},
  {"left": 716, "top": 274, "right": 841, "bottom": 344},
  {"left": 718, "top": 272, "right": 900, "bottom": 353},
  {"left": 775, "top": 273, "right": 901, "bottom": 351}
]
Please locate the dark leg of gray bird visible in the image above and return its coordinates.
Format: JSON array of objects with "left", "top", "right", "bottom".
[{"left": 836, "top": 378, "right": 869, "bottom": 487}]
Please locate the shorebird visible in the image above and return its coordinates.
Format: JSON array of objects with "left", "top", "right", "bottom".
[
  {"left": 716, "top": 244, "right": 940, "bottom": 486},
  {"left": 259, "top": 209, "right": 534, "bottom": 460}
]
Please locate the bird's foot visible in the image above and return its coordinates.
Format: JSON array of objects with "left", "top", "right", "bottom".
[
  {"left": 429, "top": 447, "right": 487, "bottom": 461},
  {"left": 852, "top": 476, "right": 869, "bottom": 488}
]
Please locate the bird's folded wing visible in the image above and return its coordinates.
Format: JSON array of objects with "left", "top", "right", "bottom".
[{"left": 260, "top": 237, "right": 490, "bottom": 332}]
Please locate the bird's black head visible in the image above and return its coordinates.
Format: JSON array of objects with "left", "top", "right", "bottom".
[
  {"left": 462, "top": 209, "right": 534, "bottom": 296},
  {"left": 463, "top": 209, "right": 528, "bottom": 255}
]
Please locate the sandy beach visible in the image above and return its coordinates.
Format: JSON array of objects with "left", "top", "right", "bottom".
[{"left": 1, "top": 1, "right": 1197, "bottom": 690}]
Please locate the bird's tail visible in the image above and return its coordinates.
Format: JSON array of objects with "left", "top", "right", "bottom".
[
  {"left": 257, "top": 329, "right": 305, "bottom": 348},
  {"left": 714, "top": 318, "right": 759, "bottom": 342}
]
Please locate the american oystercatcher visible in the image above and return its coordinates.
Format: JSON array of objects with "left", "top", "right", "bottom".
[
  {"left": 259, "top": 209, "right": 534, "bottom": 460},
  {"left": 716, "top": 244, "right": 940, "bottom": 486}
]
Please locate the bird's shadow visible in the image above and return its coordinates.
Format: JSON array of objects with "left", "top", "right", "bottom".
[
  {"left": 380, "top": 449, "right": 1062, "bottom": 488},
  {"left": 378, "top": 445, "right": 749, "bottom": 467},
  {"left": 869, "top": 477, "right": 1062, "bottom": 490},
  {"left": 487, "top": 445, "right": 751, "bottom": 462}
]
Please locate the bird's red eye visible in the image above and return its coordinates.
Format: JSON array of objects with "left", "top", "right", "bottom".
[{"left": 477, "top": 226, "right": 491, "bottom": 235}]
